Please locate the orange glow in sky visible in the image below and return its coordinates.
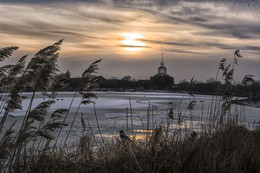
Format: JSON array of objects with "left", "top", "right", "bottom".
[{"left": 120, "top": 33, "right": 146, "bottom": 51}]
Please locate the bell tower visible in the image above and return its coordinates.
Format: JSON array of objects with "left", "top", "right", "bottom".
[{"left": 157, "top": 53, "right": 167, "bottom": 76}]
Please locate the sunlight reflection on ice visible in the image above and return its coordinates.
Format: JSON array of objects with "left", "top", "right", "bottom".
[{"left": 1, "top": 91, "right": 260, "bottom": 146}]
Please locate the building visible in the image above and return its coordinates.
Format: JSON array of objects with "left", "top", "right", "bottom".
[
  {"left": 150, "top": 55, "right": 174, "bottom": 89},
  {"left": 67, "top": 54, "right": 174, "bottom": 91}
]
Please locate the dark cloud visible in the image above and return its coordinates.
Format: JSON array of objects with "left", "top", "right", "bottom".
[
  {"left": 2, "top": 0, "right": 260, "bottom": 9},
  {"left": 97, "top": 17, "right": 127, "bottom": 24},
  {"left": 202, "top": 42, "right": 260, "bottom": 52},
  {"left": 140, "top": 6, "right": 260, "bottom": 40},
  {"left": 0, "top": 18, "right": 111, "bottom": 44},
  {"left": 0, "top": 0, "right": 105, "bottom": 4},
  {"left": 77, "top": 11, "right": 131, "bottom": 25},
  {"left": 140, "top": 38, "right": 260, "bottom": 53},
  {"left": 112, "top": 0, "right": 260, "bottom": 17},
  {"left": 78, "top": 44, "right": 103, "bottom": 49},
  {"left": 195, "top": 23, "right": 260, "bottom": 39},
  {"left": 162, "top": 49, "right": 205, "bottom": 54},
  {"left": 112, "top": 0, "right": 260, "bottom": 40},
  {"left": 171, "top": 6, "right": 211, "bottom": 16},
  {"left": 140, "top": 39, "right": 194, "bottom": 47},
  {"left": 190, "top": 17, "right": 208, "bottom": 22},
  {"left": 0, "top": 21, "right": 85, "bottom": 42},
  {"left": 49, "top": 31, "right": 99, "bottom": 40}
]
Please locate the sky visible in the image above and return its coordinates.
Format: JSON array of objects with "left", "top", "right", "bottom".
[{"left": 0, "top": 0, "right": 260, "bottom": 83}]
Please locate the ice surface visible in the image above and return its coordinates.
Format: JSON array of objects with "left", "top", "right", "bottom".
[{"left": 1, "top": 91, "right": 259, "bottom": 146}]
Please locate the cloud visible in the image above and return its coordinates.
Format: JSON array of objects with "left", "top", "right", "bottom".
[
  {"left": 1, "top": 0, "right": 260, "bottom": 81},
  {"left": 162, "top": 49, "right": 205, "bottom": 54},
  {"left": 140, "top": 39, "right": 194, "bottom": 47},
  {"left": 189, "top": 17, "right": 208, "bottom": 22},
  {"left": 0, "top": 0, "right": 108, "bottom": 4},
  {"left": 2, "top": 0, "right": 260, "bottom": 11},
  {"left": 196, "top": 22, "right": 260, "bottom": 39},
  {"left": 140, "top": 38, "right": 260, "bottom": 53}
]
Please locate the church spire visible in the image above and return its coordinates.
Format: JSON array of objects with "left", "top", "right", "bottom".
[{"left": 160, "top": 52, "right": 164, "bottom": 65}]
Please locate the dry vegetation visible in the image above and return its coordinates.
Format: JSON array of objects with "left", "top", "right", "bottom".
[
  {"left": 0, "top": 41, "right": 259, "bottom": 173},
  {"left": 26, "top": 125, "right": 260, "bottom": 173}
]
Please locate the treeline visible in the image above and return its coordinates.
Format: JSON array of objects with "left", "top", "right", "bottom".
[
  {"left": 176, "top": 80, "right": 260, "bottom": 98},
  {"left": 21, "top": 76, "right": 260, "bottom": 99}
]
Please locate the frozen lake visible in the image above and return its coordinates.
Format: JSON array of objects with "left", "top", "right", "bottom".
[{"left": 1, "top": 91, "right": 260, "bottom": 146}]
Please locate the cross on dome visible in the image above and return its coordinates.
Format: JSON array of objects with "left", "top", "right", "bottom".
[{"left": 160, "top": 53, "right": 165, "bottom": 65}]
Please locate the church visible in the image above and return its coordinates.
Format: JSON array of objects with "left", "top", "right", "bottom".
[
  {"left": 67, "top": 54, "right": 174, "bottom": 91},
  {"left": 149, "top": 54, "right": 174, "bottom": 89}
]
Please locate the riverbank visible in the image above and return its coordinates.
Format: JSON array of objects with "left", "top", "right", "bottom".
[
  {"left": 232, "top": 96, "right": 260, "bottom": 108},
  {"left": 14, "top": 125, "right": 260, "bottom": 173}
]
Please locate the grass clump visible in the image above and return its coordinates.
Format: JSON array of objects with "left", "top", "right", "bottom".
[{"left": 24, "top": 125, "right": 260, "bottom": 173}]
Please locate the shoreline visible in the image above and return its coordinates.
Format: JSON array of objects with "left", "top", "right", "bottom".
[{"left": 232, "top": 99, "right": 260, "bottom": 108}]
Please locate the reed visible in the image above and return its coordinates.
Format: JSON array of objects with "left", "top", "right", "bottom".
[
  {"left": 129, "top": 98, "right": 134, "bottom": 136},
  {"left": 23, "top": 124, "right": 260, "bottom": 173}
]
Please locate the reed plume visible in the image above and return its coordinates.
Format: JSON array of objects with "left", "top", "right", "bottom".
[
  {"left": 233, "top": 49, "right": 243, "bottom": 67},
  {"left": 24, "top": 39, "right": 63, "bottom": 91},
  {"left": 64, "top": 59, "right": 102, "bottom": 145},
  {"left": 0, "top": 56, "right": 27, "bottom": 133},
  {"left": 241, "top": 74, "right": 255, "bottom": 86},
  {"left": 80, "top": 59, "right": 102, "bottom": 104},
  {"left": 186, "top": 77, "right": 195, "bottom": 97},
  {"left": 16, "top": 100, "right": 55, "bottom": 145},
  {"left": 0, "top": 46, "right": 18, "bottom": 62}
]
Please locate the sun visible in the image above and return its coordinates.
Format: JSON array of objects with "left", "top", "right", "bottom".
[{"left": 120, "top": 33, "right": 146, "bottom": 51}]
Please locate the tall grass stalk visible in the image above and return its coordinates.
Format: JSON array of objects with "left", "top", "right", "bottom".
[
  {"left": 93, "top": 102, "right": 105, "bottom": 146},
  {"left": 63, "top": 98, "right": 82, "bottom": 147},
  {"left": 129, "top": 98, "right": 133, "bottom": 136},
  {"left": 146, "top": 108, "right": 150, "bottom": 143},
  {"left": 126, "top": 107, "right": 129, "bottom": 134},
  {"left": 54, "top": 92, "right": 77, "bottom": 147},
  {"left": 0, "top": 93, "right": 8, "bottom": 115},
  {"left": 151, "top": 105, "right": 154, "bottom": 129},
  {"left": 85, "top": 116, "right": 101, "bottom": 147}
]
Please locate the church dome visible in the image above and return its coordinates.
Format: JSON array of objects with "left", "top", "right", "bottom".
[
  {"left": 158, "top": 65, "right": 167, "bottom": 70},
  {"left": 157, "top": 55, "right": 167, "bottom": 76}
]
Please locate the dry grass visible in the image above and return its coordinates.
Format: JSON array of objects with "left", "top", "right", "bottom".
[{"left": 22, "top": 125, "right": 260, "bottom": 173}]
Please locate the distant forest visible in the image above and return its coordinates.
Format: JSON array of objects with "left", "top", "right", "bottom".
[
  {"left": 65, "top": 76, "right": 260, "bottom": 99},
  {"left": 176, "top": 79, "right": 260, "bottom": 98}
]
